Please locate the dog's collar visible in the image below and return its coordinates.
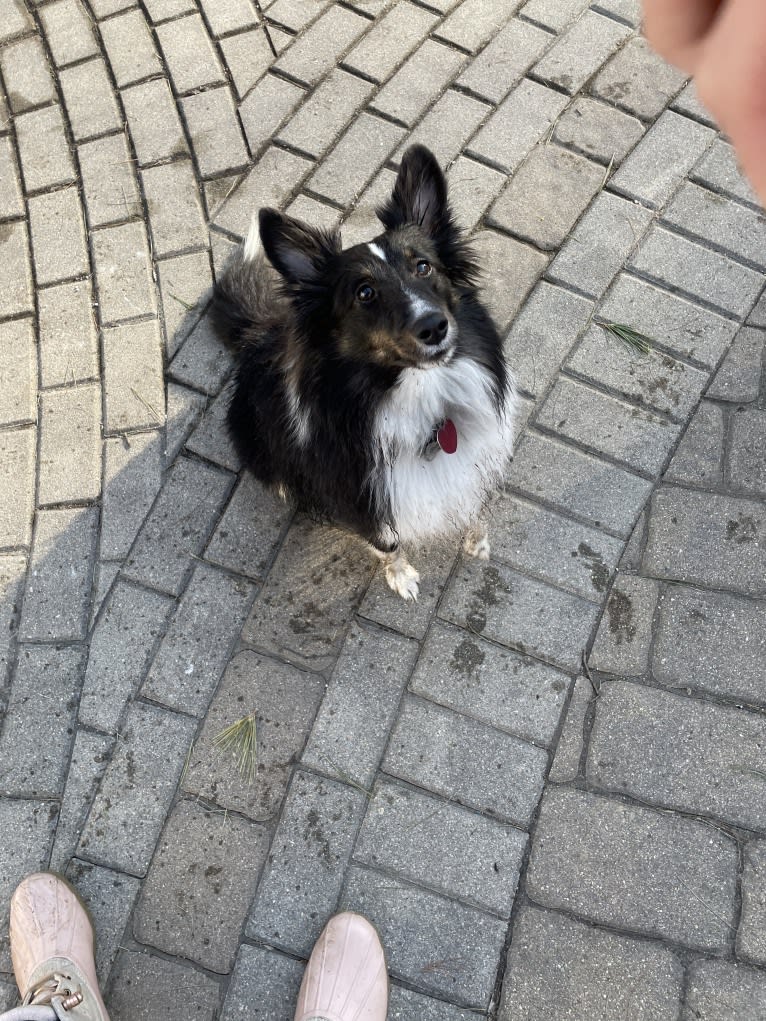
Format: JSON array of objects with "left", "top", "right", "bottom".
[{"left": 422, "top": 418, "right": 458, "bottom": 460}]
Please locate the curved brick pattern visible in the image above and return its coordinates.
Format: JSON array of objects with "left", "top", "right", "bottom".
[{"left": 2, "top": 2, "right": 766, "bottom": 1016}]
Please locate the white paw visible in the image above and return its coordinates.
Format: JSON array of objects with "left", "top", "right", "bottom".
[
  {"left": 385, "top": 559, "right": 420, "bottom": 601},
  {"left": 464, "top": 533, "right": 491, "bottom": 560}
]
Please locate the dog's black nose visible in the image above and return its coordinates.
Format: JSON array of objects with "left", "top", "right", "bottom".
[{"left": 415, "top": 313, "right": 449, "bottom": 346}]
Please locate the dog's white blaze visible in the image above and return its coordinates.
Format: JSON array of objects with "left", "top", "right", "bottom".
[
  {"left": 403, "top": 287, "right": 437, "bottom": 322},
  {"left": 368, "top": 243, "right": 387, "bottom": 263},
  {"left": 374, "top": 359, "right": 516, "bottom": 543},
  {"left": 243, "top": 216, "right": 260, "bottom": 262}
]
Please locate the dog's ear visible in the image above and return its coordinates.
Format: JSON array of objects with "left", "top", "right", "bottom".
[
  {"left": 377, "top": 145, "right": 448, "bottom": 236},
  {"left": 259, "top": 208, "right": 341, "bottom": 284}
]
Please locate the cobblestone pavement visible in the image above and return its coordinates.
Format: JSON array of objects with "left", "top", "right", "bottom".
[{"left": 1, "top": 0, "right": 765, "bottom": 1017}]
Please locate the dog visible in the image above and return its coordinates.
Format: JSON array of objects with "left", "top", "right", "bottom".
[{"left": 212, "top": 144, "right": 517, "bottom": 601}]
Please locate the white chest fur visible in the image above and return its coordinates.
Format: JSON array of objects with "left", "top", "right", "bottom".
[{"left": 373, "top": 359, "right": 516, "bottom": 543}]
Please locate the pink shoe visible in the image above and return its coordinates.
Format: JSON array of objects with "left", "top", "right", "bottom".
[
  {"left": 294, "top": 912, "right": 388, "bottom": 1021},
  {"left": 9, "top": 873, "right": 110, "bottom": 1021}
]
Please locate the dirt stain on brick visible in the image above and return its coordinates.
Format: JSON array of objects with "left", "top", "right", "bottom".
[
  {"left": 607, "top": 589, "right": 636, "bottom": 644},
  {"left": 726, "top": 514, "right": 759, "bottom": 544},
  {"left": 576, "top": 542, "right": 610, "bottom": 593},
  {"left": 466, "top": 565, "right": 508, "bottom": 633},
  {"left": 450, "top": 637, "right": 485, "bottom": 678},
  {"left": 304, "top": 807, "right": 332, "bottom": 864}
]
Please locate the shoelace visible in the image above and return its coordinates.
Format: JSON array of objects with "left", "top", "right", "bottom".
[{"left": 25, "top": 975, "right": 83, "bottom": 1014}]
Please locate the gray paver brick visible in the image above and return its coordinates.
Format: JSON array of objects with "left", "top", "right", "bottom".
[
  {"left": 692, "top": 138, "right": 761, "bottom": 208},
  {"left": 356, "top": 780, "right": 527, "bottom": 916},
  {"left": 100, "top": 8, "right": 161, "bottom": 87},
  {"left": 438, "top": 0, "right": 523, "bottom": 53},
  {"left": 302, "top": 621, "right": 419, "bottom": 787},
  {"left": 589, "top": 680, "right": 766, "bottom": 830},
  {"left": 156, "top": 13, "right": 224, "bottom": 94},
  {"left": 0, "top": 800, "right": 57, "bottom": 970},
  {"left": 0, "top": 556, "right": 25, "bottom": 687},
  {"left": 183, "top": 650, "right": 324, "bottom": 820},
  {"left": 445, "top": 156, "right": 505, "bottom": 231},
  {"left": 241, "top": 518, "right": 375, "bottom": 673},
  {"left": 79, "top": 580, "right": 174, "bottom": 733},
  {"left": 38, "top": 383, "right": 101, "bottom": 505},
  {"left": 78, "top": 133, "right": 142, "bottom": 228},
  {"left": 103, "top": 318, "right": 164, "bottom": 431},
  {"left": 92, "top": 221, "right": 157, "bottom": 324},
  {"left": 66, "top": 862, "right": 139, "bottom": 983},
  {"left": 182, "top": 85, "right": 250, "bottom": 176},
  {"left": 0, "top": 0, "right": 32, "bottom": 44},
  {"left": 341, "top": 866, "right": 507, "bottom": 1007},
  {"left": 532, "top": 10, "right": 630, "bottom": 94},
  {"left": 527, "top": 787, "right": 738, "bottom": 950},
  {"left": 456, "top": 16, "right": 550, "bottom": 104},
  {"left": 199, "top": 0, "right": 257, "bottom": 35},
  {"left": 142, "top": 159, "right": 208, "bottom": 257},
  {"left": 122, "top": 78, "right": 189, "bottom": 165},
  {"left": 468, "top": 78, "right": 569, "bottom": 174},
  {"left": 384, "top": 696, "right": 548, "bottom": 827},
  {"left": 59, "top": 58, "right": 122, "bottom": 141},
  {"left": 395, "top": 89, "right": 489, "bottom": 170},
  {"left": 591, "top": 36, "right": 687, "bottom": 120},
  {"left": 78, "top": 701, "right": 196, "bottom": 876},
  {"left": 219, "top": 24, "right": 292, "bottom": 100},
  {"left": 489, "top": 492, "right": 622, "bottom": 600},
  {"left": 372, "top": 41, "right": 465, "bottom": 128},
  {"left": 213, "top": 145, "right": 312, "bottom": 238},
  {"left": 50, "top": 729, "right": 114, "bottom": 872},
  {"left": 521, "top": 0, "right": 589, "bottom": 30},
  {"left": 29, "top": 187, "right": 88, "bottom": 286},
  {"left": 40, "top": 0, "right": 98, "bottom": 66},
  {"left": 238, "top": 73, "right": 305, "bottom": 158},
  {"left": 141, "top": 562, "right": 255, "bottom": 715},
  {"left": 0, "top": 644, "right": 84, "bottom": 798},
  {"left": 410, "top": 619, "right": 570, "bottom": 746},
  {"left": 671, "top": 80, "right": 716, "bottom": 126},
  {"left": 548, "top": 192, "right": 653, "bottom": 299},
  {"left": 15, "top": 106, "right": 76, "bottom": 193},
  {"left": 707, "top": 326, "right": 764, "bottom": 401},
  {"left": 663, "top": 181, "right": 766, "bottom": 267},
  {"left": 277, "top": 68, "right": 373, "bottom": 159},
  {"left": 0, "top": 37, "right": 56, "bottom": 114},
  {"left": 508, "top": 431, "right": 651, "bottom": 537},
  {"left": 124, "top": 456, "right": 233, "bottom": 596},
  {"left": 185, "top": 387, "right": 241, "bottom": 471},
  {"left": 500, "top": 906, "right": 683, "bottom": 1021},
  {"left": 19, "top": 507, "right": 97, "bottom": 642},
  {"left": 665, "top": 401, "right": 723, "bottom": 486},
  {"left": 553, "top": 95, "right": 645, "bottom": 165},
  {"left": 0, "top": 318, "right": 35, "bottom": 427},
  {"left": 169, "top": 310, "right": 235, "bottom": 395},
  {"left": 654, "top": 584, "right": 766, "bottom": 705},
  {"left": 221, "top": 944, "right": 303, "bottom": 1021},
  {"left": 157, "top": 250, "right": 212, "bottom": 356},
  {"left": 107, "top": 949, "right": 221, "bottom": 1021},
  {"left": 0, "top": 135, "right": 23, "bottom": 217},
  {"left": 344, "top": 3, "right": 436, "bottom": 83},
  {"left": 277, "top": 5, "right": 368, "bottom": 86},
  {"left": 738, "top": 840, "right": 766, "bottom": 966},
  {"left": 441, "top": 559, "right": 600, "bottom": 672},
  {"left": 0, "top": 428, "right": 35, "bottom": 548},
  {"left": 339, "top": 167, "right": 397, "bottom": 247},
  {"left": 489, "top": 145, "right": 603, "bottom": 252},
  {"left": 505, "top": 281, "right": 593, "bottom": 398},
  {"left": 683, "top": 960, "right": 766, "bottom": 1021},
  {"left": 38, "top": 280, "right": 98, "bottom": 388},
  {"left": 0, "top": 222, "right": 33, "bottom": 320},
  {"left": 536, "top": 377, "right": 679, "bottom": 476},
  {"left": 205, "top": 472, "right": 293, "bottom": 580},
  {"left": 165, "top": 381, "right": 207, "bottom": 462},
  {"left": 643, "top": 487, "right": 766, "bottom": 597},
  {"left": 134, "top": 798, "right": 269, "bottom": 973},
  {"left": 143, "top": 0, "right": 196, "bottom": 19},
  {"left": 388, "top": 985, "right": 481, "bottom": 1021},
  {"left": 566, "top": 326, "right": 711, "bottom": 420},
  {"left": 247, "top": 770, "right": 367, "bottom": 955},
  {"left": 101, "top": 430, "right": 163, "bottom": 559},
  {"left": 471, "top": 230, "right": 548, "bottom": 333},
  {"left": 548, "top": 674, "right": 592, "bottom": 782},
  {"left": 611, "top": 110, "right": 715, "bottom": 209},
  {"left": 307, "top": 113, "right": 405, "bottom": 208},
  {"left": 590, "top": 575, "right": 658, "bottom": 675},
  {"left": 729, "top": 409, "right": 766, "bottom": 497},
  {"left": 89, "top": 0, "right": 135, "bottom": 15}
]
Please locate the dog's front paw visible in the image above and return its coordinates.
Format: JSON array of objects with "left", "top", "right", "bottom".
[
  {"left": 385, "top": 558, "right": 420, "bottom": 602},
  {"left": 464, "top": 530, "right": 490, "bottom": 560}
]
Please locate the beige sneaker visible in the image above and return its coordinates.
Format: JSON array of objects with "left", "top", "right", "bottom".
[
  {"left": 294, "top": 912, "right": 388, "bottom": 1021},
  {"left": 9, "top": 873, "right": 110, "bottom": 1021}
]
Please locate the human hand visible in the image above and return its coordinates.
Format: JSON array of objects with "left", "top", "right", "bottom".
[{"left": 642, "top": 0, "right": 766, "bottom": 205}]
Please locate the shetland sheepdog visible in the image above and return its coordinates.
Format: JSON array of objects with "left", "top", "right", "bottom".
[{"left": 212, "top": 145, "right": 516, "bottom": 601}]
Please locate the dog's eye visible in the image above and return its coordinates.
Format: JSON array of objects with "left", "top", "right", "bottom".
[
  {"left": 415, "top": 260, "right": 432, "bottom": 277},
  {"left": 356, "top": 284, "right": 375, "bottom": 303}
]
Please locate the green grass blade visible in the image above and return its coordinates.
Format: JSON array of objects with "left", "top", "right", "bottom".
[
  {"left": 213, "top": 712, "right": 258, "bottom": 785},
  {"left": 594, "top": 318, "right": 653, "bottom": 355}
]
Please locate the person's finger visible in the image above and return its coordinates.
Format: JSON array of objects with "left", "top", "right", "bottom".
[
  {"left": 695, "top": 0, "right": 766, "bottom": 204},
  {"left": 642, "top": 0, "right": 723, "bottom": 70}
]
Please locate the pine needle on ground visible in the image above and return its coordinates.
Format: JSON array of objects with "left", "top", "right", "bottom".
[
  {"left": 213, "top": 712, "right": 258, "bottom": 784},
  {"left": 593, "top": 318, "right": 653, "bottom": 355}
]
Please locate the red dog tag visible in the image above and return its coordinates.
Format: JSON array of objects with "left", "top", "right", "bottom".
[{"left": 437, "top": 418, "right": 458, "bottom": 454}]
